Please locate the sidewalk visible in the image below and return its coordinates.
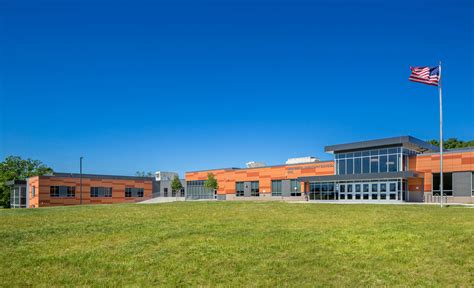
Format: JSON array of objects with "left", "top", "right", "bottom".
[{"left": 289, "top": 200, "right": 474, "bottom": 207}]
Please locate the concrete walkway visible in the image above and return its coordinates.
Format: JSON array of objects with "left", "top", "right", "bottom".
[
  {"left": 138, "top": 197, "right": 186, "bottom": 204},
  {"left": 289, "top": 200, "right": 474, "bottom": 207}
]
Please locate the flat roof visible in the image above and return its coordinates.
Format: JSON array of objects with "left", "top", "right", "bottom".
[
  {"left": 39, "top": 172, "right": 155, "bottom": 181},
  {"left": 186, "top": 160, "right": 333, "bottom": 174},
  {"left": 324, "top": 136, "right": 439, "bottom": 154}
]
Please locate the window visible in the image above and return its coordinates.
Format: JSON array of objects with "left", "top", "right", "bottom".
[
  {"left": 379, "top": 155, "right": 388, "bottom": 173},
  {"left": 50, "top": 186, "right": 75, "bottom": 198},
  {"left": 186, "top": 180, "right": 214, "bottom": 200},
  {"left": 290, "top": 179, "right": 301, "bottom": 196},
  {"left": 338, "top": 159, "right": 346, "bottom": 175},
  {"left": 271, "top": 180, "right": 282, "bottom": 196},
  {"left": 388, "top": 154, "right": 398, "bottom": 172},
  {"left": 370, "top": 156, "right": 379, "bottom": 173},
  {"left": 432, "top": 173, "right": 453, "bottom": 196},
  {"left": 125, "top": 187, "right": 144, "bottom": 198},
  {"left": 236, "top": 182, "right": 244, "bottom": 197},
  {"left": 90, "top": 187, "right": 112, "bottom": 197},
  {"left": 362, "top": 157, "right": 370, "bottom": 173},
  {"left": 164, "top": 188, "right": 168, "bottom": 197},
  {"left": 31, "top": 186, "right": 36, "bottom": 197},
  {"left": 346, "top": 158, "right": 353, "bottom": 174},
  {"left": 250, "top": 181, "right": 259, "bottom": 197},
  {"left": 180, "top": 188, "right": 185, "bottom": 197},
  {"left": 354, "top": 158, "right": 361, "bottom": 174}
]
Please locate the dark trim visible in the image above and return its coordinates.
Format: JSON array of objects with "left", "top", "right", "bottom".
[
  {"left": 324, "top": 136, "right": 439, "bottom": 154},
  {"left": 5, "top": 180, "right": 27, "bottom": 186},
  {"left": 40, "top": 172, "right": 154, "bottom": 181},
  {"left": 298, "top": 171, "right": 420, "bottom": 182}
]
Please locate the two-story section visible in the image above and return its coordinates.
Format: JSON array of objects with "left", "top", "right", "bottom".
[{"left": 299, "top": 136, "right": 438, "bottom": 202}]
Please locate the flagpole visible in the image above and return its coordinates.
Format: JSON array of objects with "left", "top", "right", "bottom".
[{"left": 438, "top": 61, "right": 443, "bottom": 207}]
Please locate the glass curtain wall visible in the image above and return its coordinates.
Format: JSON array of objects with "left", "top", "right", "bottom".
[
  {"left": 186, "top": 180, "right": 214, "bottom": 199},
  {"left": 336, "top": 147, "right": 416, "bottom": 175}
]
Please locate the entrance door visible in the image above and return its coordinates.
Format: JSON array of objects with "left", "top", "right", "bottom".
[
  {"left": 354, "top": 184, "right": 362, "bottom": 200},
  {"left": 371, "top": 183, "right": 379, "bottom": 200},
  {"left": 347, "top": 184, "right": 353, "bottom": 200},
  {"left": 339, "top": 184, "right": 346, "bottom": 200},
  {"left": 378, "top": 181, "right": 398, "bottom": 200},
  {"left": 362, "top": 183, "right": 370, "bottom": 200}
]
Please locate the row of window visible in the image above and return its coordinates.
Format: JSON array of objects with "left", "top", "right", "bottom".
[
  {"left": 271, "top": 180, "right": 301, "bottom": 196},
  {"left": 49, "top": 186, "right": 144, "bottom": 198},
  {"left": 235, "top": 180, "right": 301, "bottom": 197},
  {"left": 336, "top": 154, "right": 403, "bottom": 175},
  {"left": 335, "top": 147, "right": 415, "bottom": 159},
  {"left": 235, "top": 181, "right": 260, "bottom": 197}
]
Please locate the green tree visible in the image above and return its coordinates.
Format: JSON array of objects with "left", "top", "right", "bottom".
[
  {"left": 171, "top": 175, "right": 183, "bottom": 197},
  {"left": 136, "top": 171, "right": 154, "bottom": 177},
  {"left": 204, "top": 173, "right": 219, "bottom": 191},
  {"left": 428, "top": 138, "right": 474, "bottom": 149},
  {"left": 0, "top": 156, "right": 53, "bottom": 208}
]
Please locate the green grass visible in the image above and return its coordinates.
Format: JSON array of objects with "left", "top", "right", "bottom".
[{"left": 1, "top": 202, "right": 473, "bottom": 287}]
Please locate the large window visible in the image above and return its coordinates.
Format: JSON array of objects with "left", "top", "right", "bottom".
[
  {"left": 335, "top": 147, "right": 413, "bottom": 175},
  {"left": 250, "top": 181, "right": 259, "bottom": 197},
  {"left": 90, "top": 187, "right": 112, "bottom": 197},
  {"left": 432, "top": 173, "right": 453, "bottom": 196},
  {"left": 236, "top": 182, "right": 244, "bottom": 197},
  {"left": 290, "top": 179, "right": 301, "bottom": 196},
  {"left": 271, "top": 180, "right": 282, "bottom": 196},
  {"left": 50, "top": 186, "right": 75, "bottom": 198},
  {"left": 309, "top": 182, "right": 336, "bottom": 200},
  {"left": 187, "top": 180, "right": 214, "bottom": 199},
  {"left": 125, "top": 187, "right": 144, "bottom": 198}
]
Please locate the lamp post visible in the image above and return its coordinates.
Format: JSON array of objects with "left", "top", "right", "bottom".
[{"left": 80, "top": 157, "right": 83, "bottom": 205}]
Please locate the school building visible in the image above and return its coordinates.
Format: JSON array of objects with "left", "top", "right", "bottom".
[
  {"left": 7, "top": 135, "right": 474, "bottom": 207},
  {"left": 186, "top": 136, "right": 474, "bottom": 203}
]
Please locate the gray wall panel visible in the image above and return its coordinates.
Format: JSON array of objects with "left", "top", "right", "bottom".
[
  {"left": 453, "top": 172, "right": 472, "bottom": 197},
  {"left": 244, "top": 181, "right": 251, "bottom": 197},
  {"left": 282, "top": 180, "right": 291, "bottom": 197}
]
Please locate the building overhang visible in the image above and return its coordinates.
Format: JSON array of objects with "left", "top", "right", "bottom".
[
  {"left": 324, "top": 136, "right": 439, "bottom": 154},
  {"left": 298, "top": 171, "right": 422, "bottom": 182},
  {"left": 5, "top": 180, "right": 27, "bottom": 186}
]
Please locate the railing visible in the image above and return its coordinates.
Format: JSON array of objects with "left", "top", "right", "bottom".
[{"left": 424, "top": 194, "right": 449, "bottom": 204}]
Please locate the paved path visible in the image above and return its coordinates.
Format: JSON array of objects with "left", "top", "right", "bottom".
[
  {"left": 289, "top": 200, "right": 474, "bottom": 207},
  {"left": 138, "top": 197, "right": 186, "bottom": 204}
]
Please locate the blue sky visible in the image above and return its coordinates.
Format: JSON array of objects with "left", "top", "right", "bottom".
[{"left": 1, "top": 0, "right": 473, "bottom": 176}]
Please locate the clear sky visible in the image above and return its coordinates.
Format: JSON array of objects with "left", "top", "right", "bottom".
[{"left": 1, "top": 0, "right": 473, "bottom": 176}]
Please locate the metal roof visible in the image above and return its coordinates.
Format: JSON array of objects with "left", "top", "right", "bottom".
[{"left": 324, "top": 136, "right": 439, "bottom": 154}]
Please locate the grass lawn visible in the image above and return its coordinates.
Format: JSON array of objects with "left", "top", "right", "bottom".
[{"left": 1, "top": 202, "right": 473, "bottom": 287}]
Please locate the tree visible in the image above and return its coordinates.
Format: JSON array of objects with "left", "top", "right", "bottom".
[
  {"left": 428, "top": 138, "right": 474, "bottom": 149},
  {"left": 0, "top": 156, "right": 53, "bottom": 208},
  {"left": 204, "top": 172, "right": 219, "bottom": 191},
  {"left": 135, "top": 171, "right": 154, "bottom": 177},
  {"left": 171, "top": 175, "right": 183, "bottom": 197}
]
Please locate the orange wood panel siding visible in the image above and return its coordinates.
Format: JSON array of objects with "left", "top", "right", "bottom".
[
  {"left": 409, "top": 151, "right": 474, "bottom": 192},
  {"left": 28, "top": 176, "right": 40, "bottom": 208},
  {"left": 28, "top": 176, "right": 153, "bottom": 207},
  {"left": 186, "top": 161, "right": 335, "bottom": 195}
]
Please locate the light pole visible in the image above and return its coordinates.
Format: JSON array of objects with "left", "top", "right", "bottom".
[{"left": 80, "top": 157, "right": 83, "bottom": 205}]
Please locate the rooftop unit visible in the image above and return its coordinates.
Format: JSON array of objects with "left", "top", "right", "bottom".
[
  {"left": 285, "top": 156, "right": 320, "bottom": 165},
  {"left": 155, "top": 171, "right": 179, "bottom": 181},
  {"left": 246, "top": 161, "right": 266, "bottom": 168}
]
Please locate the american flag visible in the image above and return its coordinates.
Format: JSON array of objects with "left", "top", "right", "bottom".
[{"left": 409, "top": 66, "right": 440, "bottom": 86}]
